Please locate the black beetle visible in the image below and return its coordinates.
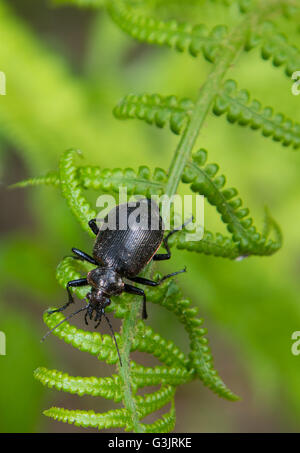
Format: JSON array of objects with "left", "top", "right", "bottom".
[{"left": 44, "top": 198, "right": 189, "bottom": 363}]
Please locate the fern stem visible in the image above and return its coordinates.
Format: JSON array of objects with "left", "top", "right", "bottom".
[
  {"left": 165, "top": 27, "right": 249, "bottom": 197},
  {"left": 119, "top": 299, "right": 145, "bottom": 432}
]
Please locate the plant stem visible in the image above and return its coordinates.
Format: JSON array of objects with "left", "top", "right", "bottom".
[
  {"left": 165, "top": 26, "right": 249, "bottom": 197},
  {"left": 119, "top": 299, "right": 144, "bottom": 432}
]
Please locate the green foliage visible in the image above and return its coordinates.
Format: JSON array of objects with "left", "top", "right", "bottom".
[
  {"left": 11, "top": 164, "right": 167, "bottom": 197},
  {"left": 214, "top": 80, "right": 300, "bottom": 149},
  {"left": 248, "top": 21, "right": 300, "bottom": 77},
  {"left": 12, "top": 0, "right": 299, "bottom": 433},
  {"left": 182, "top": 149, "right": 282, "bottom": 256},
  {"left": 113, "top": 93, "right": 194, "bottom": 135},
  {"left": 107, "top": 0, "right": 228, "bottom": 62}
]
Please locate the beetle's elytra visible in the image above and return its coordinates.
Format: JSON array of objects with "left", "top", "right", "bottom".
[{"left": 45, "top": 198, "right": 188, "bottom": 364}]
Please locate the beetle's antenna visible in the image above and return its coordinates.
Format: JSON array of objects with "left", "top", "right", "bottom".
[
  {"left": 103, "top": 312, "right": 122, "bottom": 367},
  {"left": 41, "top": 305, "right": 88, "bottom": 342}
]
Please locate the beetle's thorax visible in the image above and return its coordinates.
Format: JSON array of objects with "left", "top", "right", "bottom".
[{"left": 87, "top": 266, "right": 124, "bottom": 296}]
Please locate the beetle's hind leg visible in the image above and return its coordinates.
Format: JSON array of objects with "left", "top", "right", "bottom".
[
  {"left": 88, "top": 218, "right": 99, "bottom": 235},
  {"left": 124, "top": 284, "right": 148, "bottom": 319},
  {"left": 153, "top": 217, "right": 193, "bottom": 261},
  {"left": 48, "top": 278, "right": 89, "bottom": 314}
]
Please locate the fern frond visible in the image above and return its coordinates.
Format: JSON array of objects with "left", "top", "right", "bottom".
[
  {"left": 44, "top": 397, "right": 176, "bottom": 432},
  {"left": 114, "top": 80, "right": 300, "bottom": 150},
  {"left": 78, "top": 165, "right": 167, "bottom": 196},
  {"left": 170, "top": 229, "right": 241, "bottom": 259},
  {"left": 147, "top": 277, "right": 238, "bottom": 400},
  {"left": 107, "top": 0, "right": 228, "bottom": 62},
  {"left": 35, "top": 367, "right": 177, "bottom": 410},
  {"left": 246, "top": 21, "right": 300, "bottom": 78},
  {"left": 12, "top": 165, "right": 167, "bottom": 197},
  {"left": 34, "top": 367, "right": 123, "bottom": 401},
  {"left": 181, "top": 148, "right": 282, "bottom": 256},
  {"left": 44, "top": 406, "right": 129, "bottom": 430},
  {"left": 43, "top": 310, "right": 121, "bottom": 364},
  {"left": 213, "top": 80, "right": 300, "bottom": 149},
  {"left": 130, "top": 362, "right": 194, "bottom": 387},
  {"left": 131, "top": 320, "right": 189, "bottom": 368},
  {"left": 141, "top": 401, "right": 176, "bottom": 433},
  {"left": 136, "top": 385, "right": 175, "bottom": 418},
  {"left": 9, "top": 171, "right": 60, "bottom": 189},
  {"left": 113, "top": 93, "right": 194, "bottom": 135},
  {"left": 43, "top": 308, "right": 189, "bottom": 368},
  {"left": 59, "top": 149, "right": 97, "bottom": 236}
]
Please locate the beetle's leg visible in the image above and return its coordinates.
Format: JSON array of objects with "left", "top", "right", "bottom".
[
  {"left": 153, "top": 217, "right": 193, "bottom": 261},
  {"left": 71, "top": 247, "right": 98, "bottom": 265},
  {"left": 88, "top": 218, "right": 99, "bottom": 235},
  {"left": 48, "top": 278, "right": 89, "bottom": 314},
  {"left": 124, "top": 284, "right": 147, "bottom": 319},
  {"left": 152, "top": 236, "right": 171, "bottom": 261},
  {"left": 128, "top": 267, "right": 186, "bottom": 287}
]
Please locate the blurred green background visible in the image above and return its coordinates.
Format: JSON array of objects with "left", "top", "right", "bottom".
[{"left": 0, "top": 0, "right": 300, "bottom": 433}]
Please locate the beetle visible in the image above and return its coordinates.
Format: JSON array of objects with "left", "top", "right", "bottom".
[{"left": 43, "top": 198, "right": 189, "bottom": 363}]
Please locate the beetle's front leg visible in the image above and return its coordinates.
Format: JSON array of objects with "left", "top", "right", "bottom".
[
  {"left": 88, "top": 218, "right": 99, "bottom": 235},
  {"left": 124, "top": 284, "right": 147, "bottom": 319},
  {"left": 48, "top": 278, "right": 89, "bottom": 314}
]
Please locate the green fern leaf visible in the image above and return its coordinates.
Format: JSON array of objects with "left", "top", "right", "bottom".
[
  {"left": 44, "top": 406, "right": 130, "bottom": 430},
  {"left": 9, "top": 171, "right": 60, "bottom": 189},
  {"left": 147, "top": 277, "right": 238, "bottom": 400},
  {"left": 11, "top": 165, "right": 167, "bottom": 197},
  {"left": 113, "top": 93, "right": 194, "bottom": 135},
  {"left": 107, "top": 0, "right": 228, "bottom": 62},
  {"left": 136, "top": 385, "right": 175, "bottom": 419},
  {"left": 43, "top": 310, "right": 121, "bottom": 363},
  {"left": 169, "top": 229, "right": 241, "bottom": 259},
  {"left": 181, "top": 148, "right": 282, "bottom": 255},
  {"left": 142, "top": 401, "right": 176, "bottom": 433},
  {"left": 213, "top": 80, "right": 300, "bottom": 149},
  {"left": 246, "top": 21, "right": 300, "bottom": 77},
  {"left": 44, "top": 401, "right": 176, "bottom": 432},
  {"left": 130, "top": 361, "right": 194, "bottom": 387},
  {"left": 34, "top": 367, "right": 123, "bottom": 401},
  {"left": 59, "top": 149, "right": 97, "bottom": 236}
]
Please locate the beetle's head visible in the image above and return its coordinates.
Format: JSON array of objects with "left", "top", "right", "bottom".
[{"left": 87, "top": 267, "right": 124, "bottom": 296}]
